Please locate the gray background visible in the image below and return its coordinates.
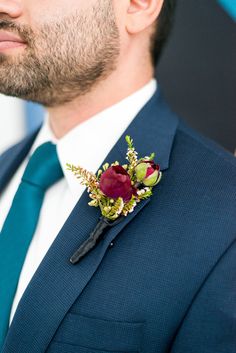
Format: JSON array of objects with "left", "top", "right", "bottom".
[{"left": 157, "top": 0, "right": 235, "bottom": 153}]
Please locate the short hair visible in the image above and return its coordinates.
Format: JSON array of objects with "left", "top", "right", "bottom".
[{"left": 150, "top": 0, "right": 177, "bottom": 67}]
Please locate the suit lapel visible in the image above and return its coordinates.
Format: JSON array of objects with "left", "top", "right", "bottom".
[
  {"left": 2, "top": 88, "right": 179, "bottom": 353},
  {"left": 0, "top": 131, "right": 39, "bottom": 194}
]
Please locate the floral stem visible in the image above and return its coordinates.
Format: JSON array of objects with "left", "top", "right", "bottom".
[{"left": 70, "top": 216, "right": 124, "bottom": 264}]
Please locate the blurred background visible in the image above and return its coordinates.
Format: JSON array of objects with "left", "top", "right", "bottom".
[{"left": 0, "top": 0, "right": 235, "bottom": 154}]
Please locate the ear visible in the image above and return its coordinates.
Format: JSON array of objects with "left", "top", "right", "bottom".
[{"left": 126, "top": 0, "right": 164, "bottom": 34}]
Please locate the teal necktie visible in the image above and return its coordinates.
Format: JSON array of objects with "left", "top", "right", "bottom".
[{"left": 0, "top": 142, "right": 63, "bottom": 348}]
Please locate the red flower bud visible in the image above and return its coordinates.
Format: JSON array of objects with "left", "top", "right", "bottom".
[
  {"left": 100, "top": 165, "right": 136, "bottom": 202},
  {"left": 135, "top": 160, "right": 160, "bottom": 186}
]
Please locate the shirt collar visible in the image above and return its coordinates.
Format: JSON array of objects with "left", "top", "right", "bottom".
[{"left": 31, "top": 78, "right": 157, "bottom": 194}]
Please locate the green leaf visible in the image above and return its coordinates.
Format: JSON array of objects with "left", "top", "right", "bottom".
[
  {"left": 102, "top": 163, "right": 110, "bottom": 171},
  {"left": 125, "top": 135, "right": 133, "bottom": 149},
  {"left": 148, "top": 152, "right": 155, "bottom": 160}
]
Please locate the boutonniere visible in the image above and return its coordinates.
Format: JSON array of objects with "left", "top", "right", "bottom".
[{"left": 67, "top": 135, "right": 162, "bottom": 264}]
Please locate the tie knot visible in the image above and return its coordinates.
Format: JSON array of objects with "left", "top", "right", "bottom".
[{"left": 22, "top": 142, "right": 63, "bottom": 190}]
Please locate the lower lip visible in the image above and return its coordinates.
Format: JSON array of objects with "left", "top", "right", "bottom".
[{"left": 0, "top": 41, "right": 26, "bottom": 51}]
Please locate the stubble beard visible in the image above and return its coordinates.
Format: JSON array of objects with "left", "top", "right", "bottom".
[{"left": 0, "top": 1, "right": 120, "bottom": 107}]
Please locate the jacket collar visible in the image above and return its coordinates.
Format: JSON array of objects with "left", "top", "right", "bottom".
[
  {"left": 1, "top": 88, "right": 179, "bottom": 353},
  {"left": 0, "top": 131, "right": 39, "bottom": 194}
]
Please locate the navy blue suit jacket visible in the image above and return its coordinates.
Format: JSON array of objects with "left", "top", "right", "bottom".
[{"left": 0, "top": 89, "right": 235, "bottom": 353}]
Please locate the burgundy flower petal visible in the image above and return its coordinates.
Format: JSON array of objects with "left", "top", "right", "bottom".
[
  {"left": 142, "top": 160, "right": 160, "bottom": 176},
  {"left": 146, "top": 166, "right": 154, "bottom": 177},
  {"left": 100, "top": 166, "right": 136, "bottom": 202}
]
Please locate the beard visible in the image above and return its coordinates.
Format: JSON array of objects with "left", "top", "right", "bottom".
[{"left": 0, "top": 1, "right": 120, "bottom": 107}]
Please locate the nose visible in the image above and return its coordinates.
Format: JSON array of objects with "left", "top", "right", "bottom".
[{"left": 0, "top": 1, "right": 23, "bottom": 18}]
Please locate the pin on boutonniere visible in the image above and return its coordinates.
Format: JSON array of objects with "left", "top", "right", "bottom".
[{"left": 67, "top": 135, "right": 162, "bottom": 264}]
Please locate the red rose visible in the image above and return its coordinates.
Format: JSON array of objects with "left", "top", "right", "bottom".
[{"left": 100, "top": 165, "right": 136, "bottom": 202}]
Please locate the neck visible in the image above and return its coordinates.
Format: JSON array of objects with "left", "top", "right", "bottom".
[{"left": 47, "top": 57, "right": 154, "bottom": 139}]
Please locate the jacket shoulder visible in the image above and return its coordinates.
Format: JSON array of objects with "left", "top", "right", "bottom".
[
  {"left": 0, "top": 129, "right": 39, "bottom": 164},
  {"left": 176, "top": 118, "right": 236, "bottom": 170},
  {"left": 168, "top": 116, "right": 236, "bottom": 250}
]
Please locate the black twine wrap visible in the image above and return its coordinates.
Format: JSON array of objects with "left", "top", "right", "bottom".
[{"left": 70, "top": 216, "right": 125, "bottom": 264}]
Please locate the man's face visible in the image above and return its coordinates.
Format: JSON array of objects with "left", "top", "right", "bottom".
[{"left": 0, "top": 0, "right": 120, "bottom": 107}]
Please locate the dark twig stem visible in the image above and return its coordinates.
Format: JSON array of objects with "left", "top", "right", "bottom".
[{"left": 70, "top": 216, "right": 124, "bottom": 264}]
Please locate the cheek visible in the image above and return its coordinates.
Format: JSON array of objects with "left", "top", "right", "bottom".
[
  {"left": 111, "top": 1, "right": 129, "bottom": 54},
  {"left": 112, "top": 1, "right": 126, "bottom": 33},
  {"left": 23, "top": 0, "right": 85, "bottom": 29}
]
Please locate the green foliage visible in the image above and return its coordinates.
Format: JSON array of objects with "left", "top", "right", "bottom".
[
  {"left": 122, "top": 195, "right": 138, "bottom": 216},
  {"left": 138, "top": 188, "right": 153, "bottom": 200},
  {"left": 99, "top": 197, "right": 124, "bottom": 220},
  {"left": 102, "top": 163, "right": 109, "bottom": 171},
  {"left": 125, "top": 135, "right": 134, "bottom": 149}
]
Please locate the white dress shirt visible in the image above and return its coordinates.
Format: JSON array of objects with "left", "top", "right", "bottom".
[{"left": 0, "top": 79, "right": 157, "bottom": 325}]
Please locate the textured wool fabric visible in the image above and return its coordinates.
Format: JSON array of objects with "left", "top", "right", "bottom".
[
  {"left": 0, "top": 89, "right": 235, "bottom": 353},
  {"left": 0, "top": 142, "right": 63, "bottom": 348},
  {"left": 3, "top": 79, "right": 156, "bottom": 325}
]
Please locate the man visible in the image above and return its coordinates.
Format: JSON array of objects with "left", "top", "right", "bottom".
[{"left": 0, "top": 0, "right": 235, "bottom": 352}]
